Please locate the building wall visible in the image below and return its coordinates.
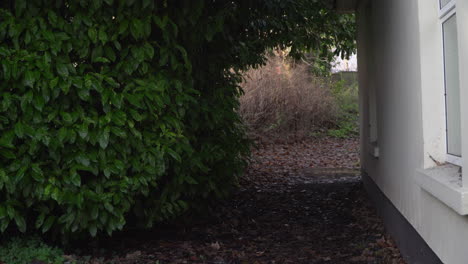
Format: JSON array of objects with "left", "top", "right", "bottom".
[{"left": 357, "top": 0, "right": 468, "bottom": 263}]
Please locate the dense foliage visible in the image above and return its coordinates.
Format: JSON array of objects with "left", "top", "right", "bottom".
[
  {"left": 0, "top": 236, "right": 64, "bottom": 264},
  {"left": 0, "top": 0, "right": 355, "bottom": 238}
]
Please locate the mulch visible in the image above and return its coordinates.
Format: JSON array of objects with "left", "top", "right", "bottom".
[{"left": 70, "top": 137, "right": 406, "bottom": 264}]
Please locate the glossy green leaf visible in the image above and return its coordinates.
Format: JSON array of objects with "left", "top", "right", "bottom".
[
  {"left": 42, "top": 216, "right": 55, "bottom": 233},
  {"left": 14, "top": 214, "right": 26, "bottom": 232},
  {"left": 61, "top": 112, "right": 73, "bottom": 123},
  {"left": 14, "top": 122, "right": 25, "bottom": 138},
  {"left": 98, "top": 129, "right": 110, "bottom": 149},
  {"left": 23, "top": 71, "right": 35, "bottom": 88},
  {"left": 89, "top": 224, "right": 97, "bottom": 237},
  {"left": 0, "top": 131, "right": 15, "bottom": 148},
  {"left": 57, "top": 64, "right": 69, "bottom": 77},
  {"left": 35, "top": 213, "right": 46, "bottom": 228},
  {"left": 88, "top": 28, "right": 97, "bottom": 43},
  {"left": 31, "top": 164, "right": 44, "bottom": 182},
  {"left": 98, "top": 28, "right": 108, "bottom": 43}
]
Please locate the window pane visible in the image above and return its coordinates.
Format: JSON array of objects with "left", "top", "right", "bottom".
[
  {"left": 440, "top": 0, "right": 452, "bottom": 9},
  {"left": 443, "top": 15, "right": 461, "bottom": 156}
]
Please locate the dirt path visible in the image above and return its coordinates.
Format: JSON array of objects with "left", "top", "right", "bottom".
[{"left": 71, "top": 137, "right": 405, "bottom": 264}]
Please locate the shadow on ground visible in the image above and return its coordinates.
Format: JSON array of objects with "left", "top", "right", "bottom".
[
  {"left": 71, "top": 138, "right": 404, "bottom": 264},
  {"left": 71, "top": 170, "right": 404, "bottom": 264}
]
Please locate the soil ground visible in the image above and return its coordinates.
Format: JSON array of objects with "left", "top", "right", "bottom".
[{"left": 71, "top": 137, "right": 406, "bottom": 264}]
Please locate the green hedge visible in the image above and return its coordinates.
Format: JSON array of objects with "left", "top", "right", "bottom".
[{"left": 0, "top": 0, "right": 354, "bottom": 238}]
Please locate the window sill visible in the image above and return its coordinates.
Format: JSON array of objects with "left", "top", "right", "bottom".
[{"left": 416, "top": 164, "right": 468, "bottom": 215}]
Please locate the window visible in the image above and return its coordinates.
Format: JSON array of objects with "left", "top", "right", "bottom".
[
  {"left": 440, "top": 0, "right": 461, "bottom": 166},
  {"left": 440, "top": 0, "right": 452, "bottom": 9},
  {"left": 415, "top": 0, "right": 468, "bottom": 216}
]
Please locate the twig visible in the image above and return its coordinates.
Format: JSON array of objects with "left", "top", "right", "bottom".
[{"left": 429, "top": 155, "right": 443, "bottom": 166}]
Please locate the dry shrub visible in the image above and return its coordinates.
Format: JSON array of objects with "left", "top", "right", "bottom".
[{"left": 239, "top": 54, "right": 338, "bottom": 138}]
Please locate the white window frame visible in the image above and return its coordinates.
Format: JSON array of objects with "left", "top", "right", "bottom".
[
  {"left": 439, "top": 0, "right": 462, "bottom": 166},
  {"left": 439, "top": 0, "right": 455, "bottom": 17}
]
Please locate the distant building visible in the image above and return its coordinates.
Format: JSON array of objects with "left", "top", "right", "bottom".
[{"left": 331, "top": 53, "right": 357, "bottom": 73}]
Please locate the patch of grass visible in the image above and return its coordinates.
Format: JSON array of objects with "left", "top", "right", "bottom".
[
  {"left": 327, "top": 121, "right": 358, "bottom": 138},
  {"left": 0, "top": 236, "right": 65, "bottom": 264},
  {"left": 327, "top": 79, "right": 359, "bottom": 138}
]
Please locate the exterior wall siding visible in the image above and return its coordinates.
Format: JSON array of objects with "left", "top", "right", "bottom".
[{"left": 357, "top": 0, "right": 468, "bottom": 263}]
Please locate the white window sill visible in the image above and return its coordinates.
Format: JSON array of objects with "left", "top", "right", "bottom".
[{"left": 416, "top": 164, "right": 468, "bottom": 215}]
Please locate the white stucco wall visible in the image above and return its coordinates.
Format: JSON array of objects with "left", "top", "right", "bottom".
[{"left": 358, "top": 0, "right": 468, "bottom": 263}]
